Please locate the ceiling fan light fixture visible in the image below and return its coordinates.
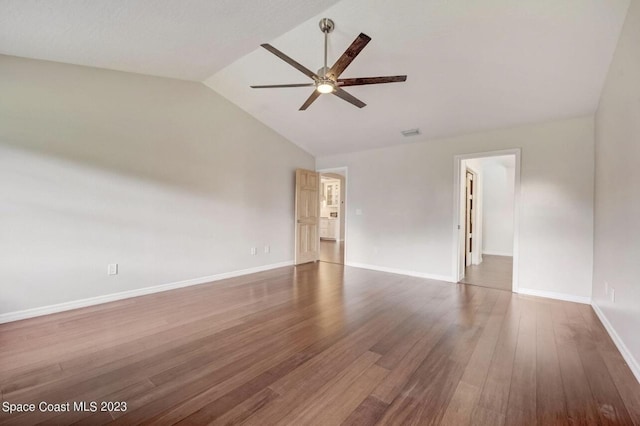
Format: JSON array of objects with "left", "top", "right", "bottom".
[{"left": 316, "top": 81, "right": 335, "bottom": 94}]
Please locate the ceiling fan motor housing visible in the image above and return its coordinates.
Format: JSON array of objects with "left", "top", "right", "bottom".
[{"left": 317, "top": 66, "right": 330, "bottom": 77}]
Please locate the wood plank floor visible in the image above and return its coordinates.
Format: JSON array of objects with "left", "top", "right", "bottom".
[
  {"left": 320, "top": 240, "right": 344, "bottom": 264},
  {"left": 461, "top": 255, "right": 513, "bottom": 291},
  {"left": 1, "top": 262, "right": 638, "bottom": 425}
]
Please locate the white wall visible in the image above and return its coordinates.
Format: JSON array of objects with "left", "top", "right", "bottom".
[
  {"left": 339, "top": 174, "right": 346, "bottom": 241},
  {"left": 481, "top": 157, "right": 515, "bottom": 256},
  {"left": 317, "top": 116, "right": 594, "bottom": 300},
  {"left": 0, "top": 55, "right": 314, "bottom": 317},
  {"left": 593, "top": 0, "right": 640, "bottom": 379}
]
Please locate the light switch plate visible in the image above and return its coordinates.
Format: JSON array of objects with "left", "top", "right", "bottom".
[{"left": 107, "top": 264, "right": 118, "bottom": 275}]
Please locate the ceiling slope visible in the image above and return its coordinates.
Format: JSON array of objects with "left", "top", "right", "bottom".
[
  {"left": 0, "top": 0, "right": 630, "bottom": 156},
  {"left": 0, "top": 0, "right": 342, "bottom": 80},
  {"left": 205, "top": 0, "right": 630, "bottom": 156}
]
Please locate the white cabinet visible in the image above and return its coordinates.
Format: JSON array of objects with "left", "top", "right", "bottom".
[
  {"left": 323, "top": 182, "right": 340, "bottom": 207},
  {"left": 320, "top": 218, "right": 339, "bottom": 240}
]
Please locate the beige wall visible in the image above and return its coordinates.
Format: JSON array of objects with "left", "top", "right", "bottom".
[
  {"left": 593, "top": 0, "right": 640, "bottom": 379},
  {"left": 317, "top": 116, "right": 595, "bottom": 300},
  {"left": 0, "top": 55, "right": 314, "bottom": 317}
]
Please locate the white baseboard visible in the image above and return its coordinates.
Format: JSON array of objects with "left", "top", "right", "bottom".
[
  {"left": 345, "top": 262, "right": 454, "bottom": 283},
  {"left": 482, "top": 251, "right": 513, "bottom": 257},
  {"left": 0, "top": 261, "right": 294, "bottom": 324},
  {"left": 517, "top": 287, "right": 591, "bottom": 304},
  {"left": 592, "top": 303, "right": 640, "bottom": 384}
]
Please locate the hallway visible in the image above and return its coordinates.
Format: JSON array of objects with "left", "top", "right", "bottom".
[
  {"left": 319, "top": 240, "right": 344, "bottom": 264},
  {"left": 460, "top": 255, "right": 513, "bottom": 291}
]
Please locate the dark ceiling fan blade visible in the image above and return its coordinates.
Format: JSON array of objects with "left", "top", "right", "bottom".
[
  {"left": 338, "top": 75, "right": 407, "bottom": 86},
  {"left": 299, "top": 91, "right": 321, "bottom": 111},
  {"left": 327, "top": 33, "right": 371, "bottom": 80},
  {"left": 251, "top": 83, "right": 315, "bottom": 89},
  {"left": 332, "top": 88, "right": 366, "bottom": 108},
  {"left": 261, "top": 44, "right": 319, "bottom": 81}
]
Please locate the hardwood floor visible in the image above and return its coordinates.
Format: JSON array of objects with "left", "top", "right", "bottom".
[
  {"left": 320, "top": 240, "right": 344, "bottom": 264},
  {"left": 461, "top": 255, "right": 513, "bottom": 291},
  {"left": 1, "top": 262, "right": 639, "bottom": 425}
]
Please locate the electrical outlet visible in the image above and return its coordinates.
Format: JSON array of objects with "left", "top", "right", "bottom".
[
  {"left": 610, "top": 288, "right": 615, "bottom": 303},
  {"left": 250, "top": 247, "right": 257, "bottom": 256},
  {"left": 107, "top": 263, "right": 118, "bottom": 275},
  {"left": 264, "top": 245, "right": 270, "bottom": 254},
  {"left": 355, "top": 209, "right": 363, "bottom": 215}
]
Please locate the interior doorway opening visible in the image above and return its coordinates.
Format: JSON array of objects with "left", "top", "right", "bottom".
[
  {"left": 318, "top": 168, "right": 347, "bottom": 265},
  {"left": 453, "top": 150, "right": 520, "bottom": 292}
]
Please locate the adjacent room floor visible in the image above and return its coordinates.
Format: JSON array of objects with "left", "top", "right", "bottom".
[
  {"left": 461, "top": 254, "right": 513, "bottom": 292},
  {"left": 1, "top": 262, "right": 638, "bottom": 425},
  {"left": 319, "top": 239, "right": 344, "bottom": 264}
]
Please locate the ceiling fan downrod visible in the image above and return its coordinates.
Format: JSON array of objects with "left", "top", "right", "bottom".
[{"left": 317, "top": 18, "right": 335, "bottom": 92}]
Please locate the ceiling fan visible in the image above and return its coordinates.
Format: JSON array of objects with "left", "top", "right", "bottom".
[{"left": 250, "top": 18, "right": 407, "bottom": 110}]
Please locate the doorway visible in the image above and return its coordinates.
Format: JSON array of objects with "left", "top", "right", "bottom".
[
  {"left": 453, "top": 150, "right": 520, "bottom": 292},
  {"left": 317, "top": 168, "right": 347, "bottom": 265}
]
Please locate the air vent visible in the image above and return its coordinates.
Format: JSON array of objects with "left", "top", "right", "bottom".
[{"left": 401, "top": 128, "right": 421, "bottom": 137}]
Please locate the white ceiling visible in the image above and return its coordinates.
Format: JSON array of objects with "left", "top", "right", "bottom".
[
  {"left": 0, "top": 0, "right": 631, "bottom": 156},
  {"left": 478, "top": 155, "right": 516, "bottom": 170},
  {"left": 0, "top": 0, "right": 341, "bottom": 81},
  {"left": 206, "top": 0, "right": 630, "bottom": 156}
]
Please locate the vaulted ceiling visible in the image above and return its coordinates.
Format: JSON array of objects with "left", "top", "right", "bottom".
[
  {"left": 0, "top": 0, "right": 342, "bottom": 80},
  {"left": 1, "top": 0, "right": 631, "bottom": 156}
]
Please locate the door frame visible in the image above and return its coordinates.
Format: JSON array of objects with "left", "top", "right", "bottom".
[
  {"left": 452, "top": 149, "right": 521, "bottom": 292},
  {"left": 317, "top": 166, "right": 348, "bottom": 264}
]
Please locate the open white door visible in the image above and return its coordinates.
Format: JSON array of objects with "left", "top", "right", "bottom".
[
  {"left": 465, "top": 170, "right": 475, "bottom": 267},
  {"left": 295, "top": 168, "right": 320, "bottom": 265}
]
